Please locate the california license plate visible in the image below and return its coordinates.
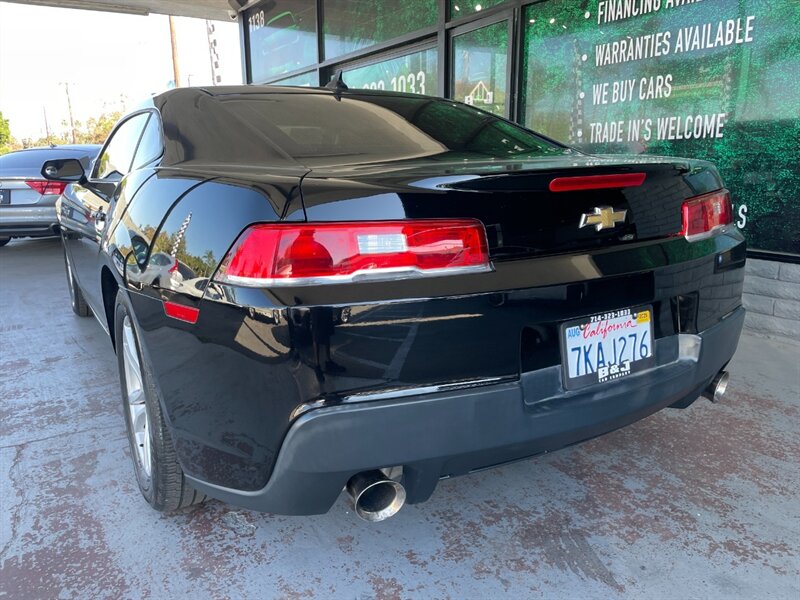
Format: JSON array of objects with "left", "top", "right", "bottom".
[
  {"left": 560, "top": 306, "right": 655, "bottom": 390},
  {"left": 0, "top": 190, "right": 9, "bottom": 205}
]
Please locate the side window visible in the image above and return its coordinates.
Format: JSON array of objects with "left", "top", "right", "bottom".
[
  {"left": 151, "top": 253, "right": 171, "bottom": 266},
  {"left": 131, "top": 235, "right": 150, "bottom": 265},
  {"left": 93, "top": 113, "right": 149, "bottom": 180},
  {"left": 132, "top": 114, "right": 163, "bottom": 169}
]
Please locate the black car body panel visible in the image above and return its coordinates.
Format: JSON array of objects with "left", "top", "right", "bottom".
[
  {"left": 55, "top": 86, "right": 746, "bottom": 514},
  {"left": 186, "top": 307, "right": 744, "bottom": 514},
  {"left": 142, "top": 232, "right": 744, "bottom": 493}
]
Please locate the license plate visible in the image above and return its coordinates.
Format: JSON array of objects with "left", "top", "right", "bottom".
[
  {"left": 560, "top": 306, "right": 655, "bottom": 390},
  {"left": 0, "top": 190, "right": 9, "bottom": 205}
]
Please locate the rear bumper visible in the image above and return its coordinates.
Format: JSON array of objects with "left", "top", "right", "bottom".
[
  {"left": 0, "top": 205, "right": 59, "bottom": 237},
  {"left": 187, "top": 306, "right": 745, "bottom": 515}
]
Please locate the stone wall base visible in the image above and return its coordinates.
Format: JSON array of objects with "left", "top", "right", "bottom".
[{"left": 743, "top": 259, "right": 800, "bottom": 339}]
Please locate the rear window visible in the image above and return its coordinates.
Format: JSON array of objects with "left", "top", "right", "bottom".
[
  {"left": 227, "top": 94, "right": 563, "bottom": 165},
  {"left": 161, "top": 91, "right": 564, "bottom": 168}
]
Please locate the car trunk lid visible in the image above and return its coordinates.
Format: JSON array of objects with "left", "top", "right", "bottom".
[{"left": 298, "top": 155, "right": 724, "bottom": 260}]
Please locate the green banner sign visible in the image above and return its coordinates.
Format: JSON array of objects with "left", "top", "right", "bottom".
[{"left": 522, "top": 0, "right": 800, "bottom": 255}]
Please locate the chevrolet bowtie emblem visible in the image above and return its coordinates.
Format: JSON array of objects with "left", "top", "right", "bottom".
[{"left": 579, "top": 206, "right": 627, "bottom": 231}]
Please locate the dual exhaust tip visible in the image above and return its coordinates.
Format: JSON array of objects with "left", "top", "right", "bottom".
[
  {"left": 346, "top": 469, "right": 406, "bottom": 522},
  {"left": 346, "top": 371, "right": 731, "bottom": 521}
]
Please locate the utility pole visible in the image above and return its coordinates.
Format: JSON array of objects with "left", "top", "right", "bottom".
[
  {"left": 61, "top": 82, "right": 76, "bottom": 144},
  {"left": 169, "top": 16, "right": 181, "bottom": 87},
  {"left": 206, "top": 20, "right": 222, "bottom": 85},
  {"left": 43, "top": 106, "right": 51, "bottom": 145}
]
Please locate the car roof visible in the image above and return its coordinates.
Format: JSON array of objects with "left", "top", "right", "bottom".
[
  {"left": 153, "top": 85, "right": 428, "bottom": 103},
  {"left": 10, "top": 144, "right": 101, "bottom": 152}
]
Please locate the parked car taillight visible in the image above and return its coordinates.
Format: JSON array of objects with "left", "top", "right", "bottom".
[
  {"left": 215, "top": 219, "right": 492, "bottom": 286},
  {"left": 680, "top": 189, "right": 733, "bottom": 241},
  {"left": 25, "top": 179, "right": 67, "bottom": 196}
]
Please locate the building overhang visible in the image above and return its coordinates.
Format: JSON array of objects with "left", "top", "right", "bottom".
[{"left": 1, "top": 0, "right": 249, "bottom": 21}]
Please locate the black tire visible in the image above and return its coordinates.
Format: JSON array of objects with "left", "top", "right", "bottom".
[
  {"left": 114, "top": 291, "right": 206, "bottom": 512},
  {"left": 63, "top": 246, "right": 90, "bottom": 317},
  {"left": 0, "top": 237, "right": 10, "bottom": 247}
]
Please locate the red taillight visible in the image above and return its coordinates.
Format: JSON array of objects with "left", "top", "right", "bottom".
[
  {"left": 549, "top": 173, "right": 646, "bottom": 192},
  {"left": 168, "top": 259, "right": 179, "bottom": 274},
  {"left": 25, "top": 180, "right": 67, "bottom": 196},
  {"left": 215, "top": 220, "right": 492, "bottom": 286},
  {"left": 163, "top": 301, "right": 199, "bottom": 324},
  {"left": 680, "top": 189, "right": 733, "bottom": 241}
]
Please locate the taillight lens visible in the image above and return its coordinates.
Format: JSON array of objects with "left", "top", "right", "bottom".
[
  {"left": 680, "top": 189, "right": 733, "bottom": 241},
  {"left": 215, "top": 220, "right": 492, "bottom": 286},
  {"left": 25, "top": 180, "right": 67, "bottom": 196}
]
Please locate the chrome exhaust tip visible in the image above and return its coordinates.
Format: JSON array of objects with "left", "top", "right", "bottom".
[
  {"left": 703, "top": 370, "right": 730, "bottom": 403},
  {"left": 346, "top": 469, "right": 406, "bottom": 522}
]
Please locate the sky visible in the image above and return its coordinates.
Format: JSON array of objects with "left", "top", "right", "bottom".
[{"left": 0, "top": 2, "right": 242, "bottom": 141}]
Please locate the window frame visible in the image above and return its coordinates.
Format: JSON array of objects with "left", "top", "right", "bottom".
[
  {"left": 243, "top": 0, "right": 320, "bottom": 85},
  {"left": 448, "top": 11, "right": 515, "bottom": 119},
  {"left": 319, "top": 0, "right": 440, "bottom": 63},
  {"left": 131, "top": 112, "right": 165, "bottom": 170},
  {"left": 240, "top": 0, "right": 533, "bottom": 123},
  {"left": 90, "top": 110, "right": 155, "bottom": 181},
  {"left": 321, "top": 37, "right": 439, "bottom": 95}
]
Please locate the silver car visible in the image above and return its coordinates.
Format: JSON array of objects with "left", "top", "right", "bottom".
[{"left": 0, "top": 145, "right": 100, "bottom": 247}]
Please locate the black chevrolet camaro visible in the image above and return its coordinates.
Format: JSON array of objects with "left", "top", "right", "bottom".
[{"left": 43, "top": 85, "right": 745, "bottom": 521}]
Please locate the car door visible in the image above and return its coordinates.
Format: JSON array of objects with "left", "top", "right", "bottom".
[{"left": 64, "top": 112, "right": 150, "bottom": 315}]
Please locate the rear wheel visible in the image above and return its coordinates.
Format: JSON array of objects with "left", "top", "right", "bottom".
[
  {"left": 114, "top": 291, "right": 206, "bottom": 512},
  {"left": 64, "top": 247, "right": 90, "bottom": 317}
]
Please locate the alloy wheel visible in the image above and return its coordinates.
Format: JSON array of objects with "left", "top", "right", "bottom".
[{"left": 122, "top": 315, "right": 152, "bottom": 477}]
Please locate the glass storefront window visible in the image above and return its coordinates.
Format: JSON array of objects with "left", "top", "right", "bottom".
[
  {"left": 272, "top": 71, "right": 318, "bottom": 87},
  {"left": 323, "top": 0, "right": 437, "bottom": 60},
  {"left": 449, "top": 0, "right": 507, "bottom": 20},
  {"left": 342, "top": 47, "right": 439, "bottom": 96},
  {"left": 452, "top": 21, "right": 508, "bottom": 117},
  {"left": 520, "top": 0, "right": 800, "bottom": 254},
  {"left": 245, "top": 0, "right": 317, "bottom": 83}
]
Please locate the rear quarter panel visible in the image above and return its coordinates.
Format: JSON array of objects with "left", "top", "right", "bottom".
[{"left": 119, "top": 175, "right": 304, "bottom": 486}]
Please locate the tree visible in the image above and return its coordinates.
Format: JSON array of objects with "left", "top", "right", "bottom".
[
  {"left": 4, "top": 110, "right": 123, "bottom": 152},
  {"left": 68, "top": 111, "right": 122, "bottom": 145},
  {"left": 0, "top": 111, "right": 16, "bottom": 155},
  {"left": 0, "top": 112, "right": 10, "bottom": 146}
]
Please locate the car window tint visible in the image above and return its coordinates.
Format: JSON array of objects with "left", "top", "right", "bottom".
[
  {"left": 131, "top": 235, "right": 150, "bottom": 264},
  {"left": 212, "top": 93, "right": 563, "bottom": 166},
  {"left": 94, "top": 113, "right": 149, "bottom": 180},
  {"left": 132, "top": 114, "right": 163, "bottom": 169}
]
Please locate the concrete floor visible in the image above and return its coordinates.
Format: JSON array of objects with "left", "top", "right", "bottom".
[{"left": 1, "top": 236, "right": 799, "bottom": 600}]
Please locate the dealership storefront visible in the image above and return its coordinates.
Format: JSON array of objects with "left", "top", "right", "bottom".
[{"left": 240, "top": 0, "right": 799, "bottom": 333}]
